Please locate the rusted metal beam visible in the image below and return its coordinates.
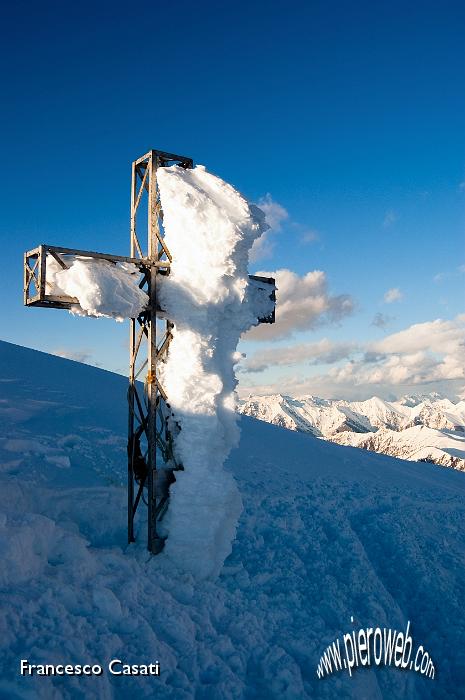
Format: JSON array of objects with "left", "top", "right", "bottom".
[
  {"left": 127, "top": 149, "right": 193, "bottom": 553},
  {"left": 146, "top": 150, "right": 162, "bottom": 553},
  {"left": 135, "top": 149, "right": 193, "bottom": 169},
  {"left": 25, "top": 244, "right": 173, "bottom": 269},
  {"left": 23, "top": 245, "right": 171, "bottom": 309}
]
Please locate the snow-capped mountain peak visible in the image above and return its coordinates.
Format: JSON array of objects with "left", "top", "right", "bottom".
[{"left": 238, "top": 392, "right": 465, "bottom": 471}]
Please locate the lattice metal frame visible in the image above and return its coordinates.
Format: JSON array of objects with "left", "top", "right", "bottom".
[
  {"left": 23, "top": 148, "right": 276, "bottom": 557},
  {"left": 127, "top": 150, "right": 193, "bottom": 553},
  {"left": 24, "top": 244, "right": 149, "bottom": 309}
]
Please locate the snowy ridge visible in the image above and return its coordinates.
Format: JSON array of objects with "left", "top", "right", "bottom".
[
  {"left": 1, "top": 341, "right": 465, "bottom": 698},
  {"left": 239, "top": 393, "right": 465, "bottom": 471},
  {"left": 330, "top": 425, "right": 465, "bottom": 471}
]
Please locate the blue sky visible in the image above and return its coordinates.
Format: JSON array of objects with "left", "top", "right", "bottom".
[{"left": 1, "top": 0, "right": 464, "bottom": 399}]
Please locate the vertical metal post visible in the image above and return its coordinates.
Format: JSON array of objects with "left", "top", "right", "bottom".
[
  {"left": 24, "top": 149, "right": 199, "bottom": 554},
  {"left": 126, "top": 149, "right": 193, "bottom": 553},
  {"left": 38, "top": 245, "right": 47, "bottom": 299},
  {"left": 127, "top": 161, "right": 137, "bottom": 543},
  {"left": 147, "top": 151, "right": 163, "bottom": 553},
  {"left": 23, "top": 252, "right": 29, "bottom": 305}
]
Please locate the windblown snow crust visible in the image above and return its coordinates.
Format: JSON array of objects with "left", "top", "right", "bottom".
[
  {"left": 46, "top": 257, "right": 148, "bottom": 321},
  {"left": 2, "top": 342, "right": 465, "bottom": 699},
  {"left": 156, "top": 165, "right": 271, "bottom": 578}
]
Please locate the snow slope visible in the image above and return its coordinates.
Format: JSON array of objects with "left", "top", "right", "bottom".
[
  {"left": 1, "top": 341, "right": 465, "bottom": 699},
  {"left": 239, "top": 393, "right": 465, "bottom": 471},
  {"left": 238, "top": 394, "right": 374, "bottom": 436},
  {"left": 330, "top": 425, "right": 465, "bottom": 471}
]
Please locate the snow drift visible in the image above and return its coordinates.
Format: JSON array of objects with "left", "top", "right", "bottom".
[
  {"left": 156, "top": 165, "right": 272, "bottom": 578},
  {"left": 1, "top": 341, "right": 465, "bottom": 699},
  {"left": 46, "top": 257, "right": 148, "bottom": 321}
]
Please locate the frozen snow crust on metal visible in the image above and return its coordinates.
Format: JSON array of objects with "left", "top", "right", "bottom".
[{"left": 156, "top": 165, "right": 271, "bottom": 578}]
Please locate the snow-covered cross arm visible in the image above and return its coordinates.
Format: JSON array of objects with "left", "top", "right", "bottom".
[
  {"left": 23, "top": 150, "right": 275, "bottom": 578},
  {"left": 23, "top": 245, "right": 275, "bottom": 324}
]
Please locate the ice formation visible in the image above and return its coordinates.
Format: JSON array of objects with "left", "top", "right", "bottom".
[
  {"left": 46, "top": 257, "right": 148, "bottom": 321},
  {"left": 44, "top": 164, "right": 273, "bottom": 578},
  {"left": 156, "top": 164, "right": 272, "bottom": 578}
]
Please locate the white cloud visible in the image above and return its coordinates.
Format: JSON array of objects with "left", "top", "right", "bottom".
[
  {"left": 384, "top": 287, "right": 403, "bottom": 303},
  {"left": 434, "top": 266, "right": 465, "bottom": 282},
  {"left": 256, "top": 194, "right": 288, "bottom": 231},
  {"left": 300, "top": 229, "right": 319, "bottom": 244},
  {"left": 249, "top": 194, "right": 288, "bottom": 262},
  {"left": 341, "top": 315, "right": 465, "bottom": 387},
  {"left": 245, "top": 269, "right": 355, "bottom": 341},
  {"left": 249, "top": 195, "right": 322, "bottom": 261},
  {"left": 240, "top": 338, "right": 357, "bottom": 373},
  {"left": 239, "top": 314, "right": 465, "bottom": 401},
  {"left": 371, "top": 317, "right": 464, "bottom": 358},
  {"left": 383, "top": 210, "right": 398, "bottom": 228}
]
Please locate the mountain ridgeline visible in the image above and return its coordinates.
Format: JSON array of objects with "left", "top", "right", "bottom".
[{"left": 238, "top": 393, "right": 465, "bottom": 471}]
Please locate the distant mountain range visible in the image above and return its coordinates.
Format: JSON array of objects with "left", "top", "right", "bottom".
[{"left": 238, "top": 393, "right": 465, "bottom": 471}]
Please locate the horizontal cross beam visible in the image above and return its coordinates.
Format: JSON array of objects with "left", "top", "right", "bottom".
[
  {"left": 135, "top": 149, "right": 194, "bottom": 169},
  {"left": 24, "top": 245, "right": 276, "bottom": 322},
  {"left": 23, "top": 244, "right": 169, "bottom": 309},
  {"left": 26, "top": 244, "right": 171, "bottom": 270}
]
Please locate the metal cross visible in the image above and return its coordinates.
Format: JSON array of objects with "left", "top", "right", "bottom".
[{"left": 23, "top": 149, "right": 275, "bottom": 554}]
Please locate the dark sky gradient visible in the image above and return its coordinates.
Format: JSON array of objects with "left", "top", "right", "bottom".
[{"left": 1, "top": 0, "right": 464, "bottom": 382}]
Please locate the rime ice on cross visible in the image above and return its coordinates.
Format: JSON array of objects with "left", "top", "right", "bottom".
[{"left": 24, "top": 149, "right": 275, "bottom": 555}]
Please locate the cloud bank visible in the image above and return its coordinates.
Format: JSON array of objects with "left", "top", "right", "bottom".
[
  {"left": 240, "top": 315, "right": 465, "bottom": 401},
  {"left": 240, "top": 338, "right": 357, "bottom": 373},
  {"left": 249, "top": 195, "right": 288, "bottom": 262}
]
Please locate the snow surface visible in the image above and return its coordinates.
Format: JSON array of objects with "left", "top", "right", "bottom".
[
  {"left": 46, "top": 256, "right": 148, "bottom": 321},
  {"left": 156, "top": 165, "right": 271, "bottom": 578},
  {"left": 1, "top": 341, "right": 465, "bottom": 699},
  {"left": 330, "top": 424, "right": 465, "bottom": 470}
]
